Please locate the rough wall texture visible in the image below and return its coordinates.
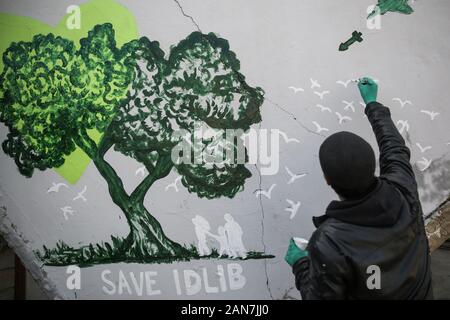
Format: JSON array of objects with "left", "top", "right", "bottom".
[
  {"left": 0, "top": 0, "right": 449, "bottom": 299},
  {"left": 426, "top": 198, "right": 450, "bottom": 253}
]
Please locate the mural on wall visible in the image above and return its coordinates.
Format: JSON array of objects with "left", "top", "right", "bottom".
[
  {"left": 338, "top": 31, "right": 363, "bottom": 52},
  {"left": 341, "top": 0, "right": 416, "bottom": 51},
  {"left": 0, "top": 21, "right": 272, "bottom": 265},
  {"left": 368, "top": 0, "right": 414, "bottom": 19},
  {"left": 0, "top": 0, "right": 449, "bottom": 300}
]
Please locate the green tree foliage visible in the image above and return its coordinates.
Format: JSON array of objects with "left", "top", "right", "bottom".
[
  {"left": 110, "top": 32, "right": 264, "bottom": 200},
  {"left": 0, "top": 24, "right": 264, "bottom": 262},
  {"left": 0, "top": 24, "right": 131, "bottom": 176}
]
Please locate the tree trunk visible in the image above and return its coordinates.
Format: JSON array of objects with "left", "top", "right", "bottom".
[
  {"left": 91, "top": 155, "right": 188, "bottom": 260},
  {"left": 77, "top": 133, "right": 189, "bottom": 261},
  {"left": 121, "top": 202, "right": 189, "bottom": 260}
]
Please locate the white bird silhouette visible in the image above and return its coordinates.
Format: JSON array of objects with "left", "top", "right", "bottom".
[
  {"left": 285, "top": 199, "right": 301, "bottom": 220},
  {"left": 420, "top": 110, "right": 440, "bottom": 120},
  {"left": 47, "top": 182, "right": 68, "bottom": 194},
  {"left": 61, "top": 206, "right": 75, "bottom": 221},
  {"left": 342, "top": 100, "right": 355, "bottom": 112},
  {"left": 285, "top": 166, "right": 308, "bottom": 184},
  {"left": 392, "top": 98, "right": 412, "bottom": 108},
  {"left": 135, "top": 166, "right": 147, "bottom": 177},
  {"left": 417, "top": 157, "right": 432, "bottom": 172},
  {"left": 396, "top": 120, "right": 410, "bottom": 134},
  {"left": 254, "top": 183, "right": 276, "bottom": 199},
  {"left": 415, "top": 143, "right": 432, "bottom": 153},
  {"left": 312, "top": 121, "right": 329, "bottom": 133},
  {"left": 279, "top": 131, "right": 300, "bottom": 144},
  {"left": 288, "top": 86, "right": 304, "bottom": 93},
  {"left": 314, "top": 90, "right": 330, "bottom": 100},
  {"left": 336, "top": 79, "right": 352, "bottom": 88},
  {"left": 72, "top": 185, "right": 87, "bottom": 202},
  {"left": 315, "top": 104, "right": 332, "bottom": 113},
  {"left": 310, "top": 78, "right": 321, "bottom": 89},
  {"left": 165, "top": 176, "right": 182, "bottom": 192},
  {"left": 335, "top": 112, "right": 352, "bottom": 124}
]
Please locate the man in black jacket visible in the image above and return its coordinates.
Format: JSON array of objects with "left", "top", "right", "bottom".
[{"left": 284, "top": 77, "right": 433, "bottom": 299}]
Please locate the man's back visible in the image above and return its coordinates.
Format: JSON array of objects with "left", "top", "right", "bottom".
[{"left": 292, "top": 102, "right": 433, "bottom": 299}]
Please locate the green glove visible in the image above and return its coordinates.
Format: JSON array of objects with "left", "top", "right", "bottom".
[
  {"left": 358, "top": 77, "right": 378, "bottom": 105},
  {"left": 284, "top": 238, "right": 308, "bottom": 267}
]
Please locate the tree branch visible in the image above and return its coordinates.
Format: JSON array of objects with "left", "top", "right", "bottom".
[
  {"left": 74, "top": 130, "right": 97, "bottom": 159},
  {"left": 98, "top": 126, "right": 115, "bottom": 157},
  {"left": 92, "top": 154, "right": 130, "bottom": 206},
  {"left": 136, "top": 150, "right": 156, "bottom": 173},
  {"left": 130, "top": 154, "right": 173, "bottom": 203},
  {"left": 74, "top": 129, "right": 130, "bottom": 206}
]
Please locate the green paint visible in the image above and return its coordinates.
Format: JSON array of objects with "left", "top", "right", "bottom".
[
  {"left": 36, "top": 240, "right": 274, "bottom": 267},
  {"left": 0, "top": 0, "right": 138, "bottom": 184},
  {"left": 0, "top": 18, "right": 268, "bottom": 264},
  {"left": 55, "top": 129, "right": 103, "bottom": 183},
  {"left": 368, "top": 0, "right": 414, "bottom": 19},
  {"left": 339, "top": 31, "right": 363, "bottom": 52}
]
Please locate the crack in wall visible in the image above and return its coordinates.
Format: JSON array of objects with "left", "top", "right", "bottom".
[
  {"left": 254, "top": 120, "right": 274, "bottom": 299},
  {"left": 173, "top": 0, "right": 322, "bottom": 142},
  {"left": 265, "top": 96, "right": 326, "bottom": 138},
  {"left": 173, "top": 0, "right": 202, "bottom": 32},
  {"left": 171, "top": 0, "right": 327, "bottom": 299},
  {"left": 172, "top": 0, "right": 276, "bottom": 298},
  {"left": 254, "top": 161, "right": 274, "bottom": 300}
]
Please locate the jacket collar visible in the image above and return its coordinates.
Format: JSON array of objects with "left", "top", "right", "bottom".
[{"left": 313, "top": 178, "right": 403, "bottom": 228}]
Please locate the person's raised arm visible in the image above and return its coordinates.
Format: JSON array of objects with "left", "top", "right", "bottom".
[{"left": 358, "top": 77, "right": 417, "bottom": 197}]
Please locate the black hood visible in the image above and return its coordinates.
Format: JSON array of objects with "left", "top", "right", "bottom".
[{"left": 314, "top": 179, "right": 404, "bottom": 228}]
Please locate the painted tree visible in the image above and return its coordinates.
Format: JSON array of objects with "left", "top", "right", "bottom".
[{"left": 0, "top": 24, "right": 264, "bottom": 262}]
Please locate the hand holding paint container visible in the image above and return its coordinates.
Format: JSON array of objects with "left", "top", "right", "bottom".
[
  {"left": 293, "top": 237, "right": 309, "bottom": 250},
  {"left": 351, "top": 78, "right": 368, "bottom": 85}
]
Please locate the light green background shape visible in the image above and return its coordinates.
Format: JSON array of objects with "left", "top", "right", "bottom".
[{"left": 0, "top": 0, "right": 138, "bottom": 184}]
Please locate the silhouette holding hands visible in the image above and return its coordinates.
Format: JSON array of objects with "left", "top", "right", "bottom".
[
  {"left": 210, "top": 226, "right": 232, "bottom": 258},
  {"left": 192, "top": 215, "right": 214, "bottom": 256},
  {"left": 224, "top": 213, "right": 247, "bottom": 259}
]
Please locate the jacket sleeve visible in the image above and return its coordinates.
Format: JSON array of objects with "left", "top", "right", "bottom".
[
  {"left": 365, "top": 102, "right": 417, "bottom": 198},
  {"left": 292, "top": 230, "right": 350, "bottom": 300},
  {"left": 366, "top": 102, "right": 429, "bottom": 251}
]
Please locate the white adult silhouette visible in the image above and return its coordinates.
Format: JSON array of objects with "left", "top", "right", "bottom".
[
  {"left": 192, "top": 215, "right": 213, "bottom": 256},
  {"left": 223, "top": 213, "right": 247, "bottom": 259}
]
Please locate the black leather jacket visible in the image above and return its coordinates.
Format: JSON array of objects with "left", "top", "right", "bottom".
[{"left": 293, "top": 102, "right": 433, "bottom": 299}]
